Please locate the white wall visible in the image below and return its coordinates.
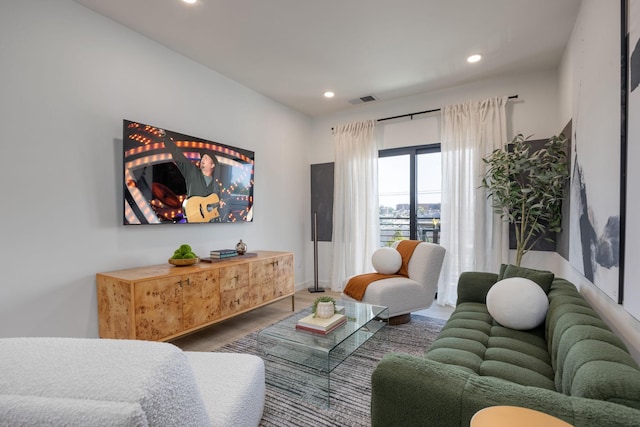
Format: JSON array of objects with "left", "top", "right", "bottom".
[
  {"left": 555, "top": 0, "right": 640, "bottom": 361},
  {"left": 308, "top": 70, "right": 561, "bottom": 290},
  {"left": 0, "top": 1, "right": 310, "bottom": 338}
]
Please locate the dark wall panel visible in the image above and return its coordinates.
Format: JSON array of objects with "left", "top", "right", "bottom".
[{"left": 310, "top": 162, "right": 334, "bottom": 242}]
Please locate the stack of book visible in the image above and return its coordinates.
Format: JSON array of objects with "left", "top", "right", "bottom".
[
  {"left": 210, "top": 249, "right": 238, "bottom": 259},
  {"left": 295, "top": 313, "right": 347, "bottom": 335}
]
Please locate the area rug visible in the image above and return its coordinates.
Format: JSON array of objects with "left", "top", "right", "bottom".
[{"left": 215, "top": 314, "right": 446, "bottom": 427}]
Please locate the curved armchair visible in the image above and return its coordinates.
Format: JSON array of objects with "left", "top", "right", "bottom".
[{"left": 342, "top": 241, "right": 446, "bottom": 324}]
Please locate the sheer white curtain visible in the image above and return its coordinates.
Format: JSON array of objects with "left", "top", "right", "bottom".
[
  {"left": 331, "top": 120, "right": 379, "bottom": 291},
  {"left": 438, "top": 96, "right": 509, "bottom": 306}
]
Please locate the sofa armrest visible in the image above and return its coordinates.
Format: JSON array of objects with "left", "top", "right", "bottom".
[
  {"left": 455, "top": 272, "right": 498, "bottom": 304},
  {"left": 371, "top": 354, "right": 640, "bottom": 427},
  {"left": 0, "top": 395, "right": 148, "bottom": 426},
  {"left": 371, "top": 354, "right": 473, "bottom": 426},
  {"left": 0, "top": 338, "right": 210, "bottom": 426}
]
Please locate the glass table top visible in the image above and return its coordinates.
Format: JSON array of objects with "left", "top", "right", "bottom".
[
  {"left": 257, "top": 299, "right": 388, "bottom": 375},
  {"left": 258, "top": 299, "right": 387, "bottom": 354}
]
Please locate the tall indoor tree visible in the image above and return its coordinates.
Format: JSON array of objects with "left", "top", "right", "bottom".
[{"left": 481, "top": 133, "right": 570, "bottom": 266}]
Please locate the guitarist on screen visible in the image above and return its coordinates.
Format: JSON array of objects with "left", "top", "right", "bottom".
[{"left": 159, "top": 129, "right": 228, "bottom": 223}]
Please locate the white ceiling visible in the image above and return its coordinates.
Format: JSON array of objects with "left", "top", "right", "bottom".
[{"left": 73, "top": 0, "right": 582, "bottom": 117}]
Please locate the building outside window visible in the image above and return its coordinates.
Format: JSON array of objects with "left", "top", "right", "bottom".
[{"left": 378, "top": 144, "right": 441, "bottom": 246}]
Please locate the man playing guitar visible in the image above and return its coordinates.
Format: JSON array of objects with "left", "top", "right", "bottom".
[{"left": 160, "top": 129, "right": 227, "bottom": 222}]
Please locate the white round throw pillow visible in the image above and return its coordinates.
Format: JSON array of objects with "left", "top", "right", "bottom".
[
  {"left": 486, "top": 277, "right": 549, "bottom": 330},
  {"left": 371, "top": 247, "right": 402, "bottom": 275}
]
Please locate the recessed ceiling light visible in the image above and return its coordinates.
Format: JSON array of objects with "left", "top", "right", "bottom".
[
  {"left": 467, "top": 54, "right": 482, "bottom": 63},
  {"left": 182, "top": 0, "right": 197, "bottom": 4},
  {"left": 324, "top": 91, "right": 335, "bottom": 98}
]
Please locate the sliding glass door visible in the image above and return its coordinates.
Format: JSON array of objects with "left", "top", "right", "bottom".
[{"left": 378, "top": 145, "right": 441, "bottom": 246}]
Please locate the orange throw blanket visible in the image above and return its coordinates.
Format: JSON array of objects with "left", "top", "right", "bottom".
[{"left": 343, "top": 240, "right": 421, "bottom": 301}]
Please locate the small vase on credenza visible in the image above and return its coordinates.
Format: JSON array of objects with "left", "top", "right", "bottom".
[{"left": 236, "top": 239, "right": 247, "bottom": 255}]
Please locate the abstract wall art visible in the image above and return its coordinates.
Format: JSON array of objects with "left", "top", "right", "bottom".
[
  {"left": 568, "top": 1, "right": 622, "bottom": 303},
  {"left": 623, "top": 0, "right": 640, "bottom": 320}
]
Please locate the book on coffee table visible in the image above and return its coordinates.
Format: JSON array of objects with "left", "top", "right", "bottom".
[{"left": 295, "top": 313, "right": 347, "bottom": 335}]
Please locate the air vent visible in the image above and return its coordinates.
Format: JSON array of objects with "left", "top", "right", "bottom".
[{"left": 348, "top": 94, "right": 378, "bottom": 105}]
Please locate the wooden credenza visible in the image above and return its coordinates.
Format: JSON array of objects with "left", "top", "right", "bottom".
[{"left": 96, "top": 251, "right": 294, "bottom": 341}]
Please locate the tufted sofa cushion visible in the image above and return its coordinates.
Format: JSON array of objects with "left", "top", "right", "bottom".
[
  {"left": 425, "top": 275, "right": 640, "bottom": 408},
  {"left": 546, "top": 279, "right": 640, "bottom": 408},
  {"left": 426, "top": 301, "right": 555, "bottom": 390}
]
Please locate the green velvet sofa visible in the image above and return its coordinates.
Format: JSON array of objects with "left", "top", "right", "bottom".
[{"left": 371, "top": 270, "right": 640, "bottom": 426}]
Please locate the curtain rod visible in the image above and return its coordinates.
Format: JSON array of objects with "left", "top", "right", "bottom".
[
  {"left": 376, "top": 94, "right": 519, "bottom": 123},
  {"left": 330, "top": 95, "right": 519, "bottom": 132}
]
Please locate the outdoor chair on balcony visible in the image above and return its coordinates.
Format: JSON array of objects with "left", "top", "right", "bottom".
[{"left": 342, "top": 240, "right": 446, "bottom": 325}]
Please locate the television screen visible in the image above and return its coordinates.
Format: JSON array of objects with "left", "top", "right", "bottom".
[{"left": 123, "top": 120, "right": 254, "bottom": 225}]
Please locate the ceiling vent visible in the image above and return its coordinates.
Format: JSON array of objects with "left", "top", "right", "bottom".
[{"left": 348, "top": 94, "right": 378, "bottom": 105}]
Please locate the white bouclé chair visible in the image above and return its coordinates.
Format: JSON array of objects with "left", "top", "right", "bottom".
[
  {"left": 342, "top": 241, "right": 446, "bottom": 324},
  {"left": 0, "top": 337, "right": 265, "bottom": 427}
]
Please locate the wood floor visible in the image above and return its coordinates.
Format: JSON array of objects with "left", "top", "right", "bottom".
[{"left": 172, "top": 289, "right": 453, "bottom": 352}]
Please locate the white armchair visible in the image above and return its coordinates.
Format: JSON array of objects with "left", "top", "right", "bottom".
[
  {"left": 342, "top": 241, "right": 446, "bottom": 324},
  {"left": 0, "top": 337, "right": 265, "bottom": 427}
]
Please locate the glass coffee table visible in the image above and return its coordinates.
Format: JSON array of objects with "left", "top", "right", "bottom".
[{"left": 257, "top": 300, "right": 388, "bottom": 407}]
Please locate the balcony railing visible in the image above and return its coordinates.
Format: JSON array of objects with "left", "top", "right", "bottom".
[{"left": 379, "top": 216, "right": 440, "bottom": 247}]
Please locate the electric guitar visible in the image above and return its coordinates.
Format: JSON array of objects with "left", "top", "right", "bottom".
[{"left": 183, "top": 194, "right": 220, "bottom": 223}]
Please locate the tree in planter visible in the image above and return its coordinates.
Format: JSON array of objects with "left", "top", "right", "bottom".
[{"left": 481, "top": 133, "right": 570, "bottom": 266}]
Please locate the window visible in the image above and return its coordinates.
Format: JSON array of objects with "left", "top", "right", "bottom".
[{"left": 378, "top": 144, "right": 441, "bottom": 246}]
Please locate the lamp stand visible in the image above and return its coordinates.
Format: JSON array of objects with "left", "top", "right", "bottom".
[{"left": 308, "top": 211, "right": 325, "bottom": 293}]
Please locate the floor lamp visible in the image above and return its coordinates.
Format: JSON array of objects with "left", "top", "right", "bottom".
[{"left": 308, "top": 211, "right": 325, "bottom": 293}]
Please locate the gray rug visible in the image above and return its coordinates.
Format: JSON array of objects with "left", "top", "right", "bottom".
[{"left": 216, "top": 314, "right": 446, "bottom": 426}]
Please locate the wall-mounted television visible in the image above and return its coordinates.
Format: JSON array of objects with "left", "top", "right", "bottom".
[{"left": 123, "top": 120, "right": 254, "bottom": 225}]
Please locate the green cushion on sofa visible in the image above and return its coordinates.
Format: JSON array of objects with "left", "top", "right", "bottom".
[
  {"left": 547, "top": 303, "right": 603, "bottom": 350},
  {"left": 442, "top": 318, "right": 492, "bottom": 336},
  {"left": 549, "top": 295, "right": 593, "bottom": 311},
  {"left": 456, "top": 272, "right": 499, "bottom": 304},
  {"left": 437, "top": 328, "right": 490, "bottom": 347},
  {"left": 498, "top": 263, "right": 508, "bottom": 279},
  {"left": 556, "top": 324, "right": 629, "bottom": 365},
  {"left": 499, "top": 264, "right": 555, "bottom": 293},
  {"left": 490, "top": 325, "right": 547, "bottom": 347},
  {"left": 428, "top": 337, "right": 487, "bottom": 358},
  {"left": 560, "top": 340, "right": 640, "bottom": 398},
  {"left": 487, "top": 336, "right": 551, "bottom": 365},
  {"left": 484, "top": 347, "right": 554, "bottom": 380},
  {"left": 425, "top": 348, "right": 482, "bottom": 374},
  {"left": 548, "top": 279, "right": 581, "bottom": 298},
  {"left": 450, "top": 309, "right": 492, "bottom": 321},
  {"left": 570, "top": 360, "right": 640, "bottom": 409},
  {"left": 548, "top": 313, "right": 611, "bottom": 368},
  {"left": 479, "top": 360, "right": 556, "bottom": 390}
]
